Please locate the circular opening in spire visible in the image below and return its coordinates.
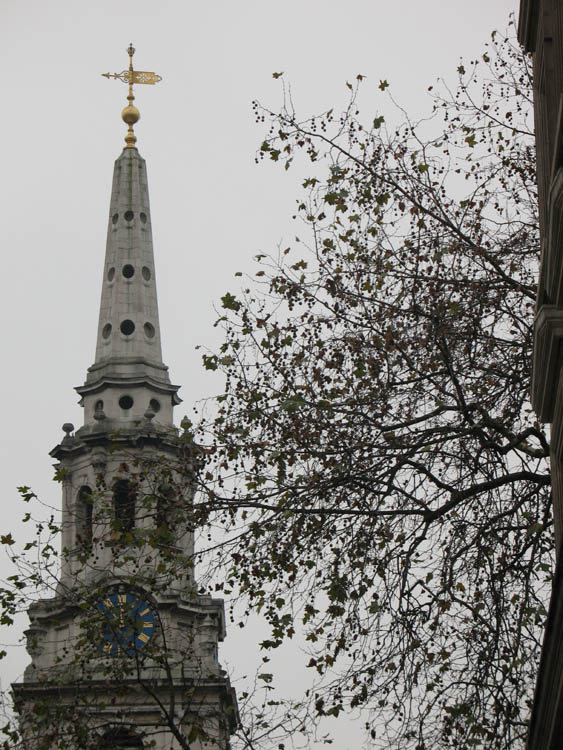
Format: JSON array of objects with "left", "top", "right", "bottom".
[
  {"left": 102, "top": 323, "right": 112, "bottom": 339},
  {"left": 142, "top": 267, "right": 151, "bottom": 281},
  {"left": 140, "top": 212, "right": 147, "bottom": 224},
  {"left": 124, "top": 210, "right": 134, "bottom": 222},
  {"left": 120, "top": 320, "right": 135, "bottom": 336},
  {"left": 112, "top": 213, "right": 119, "bottom": 225},
  {"left": 149, "top": 398, "right": 161, "bottom": 413},
  {"left": 144, "top": 322, "right": 155, "bottom": 339},
  {"left": 119, "top": 395, "right": 134, "bottom": 410},
  {"left": 107, "top": 267, "right": 115, "bottom": 282},
  {"left": 122, "top": 264, "right": 135, "bottom": 279}
]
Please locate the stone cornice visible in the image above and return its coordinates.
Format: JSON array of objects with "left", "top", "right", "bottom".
[
  {"left": 12, "top": 677, "right": 239, "bottom": 731},
  {"left": 49, "top": 423, "right": 183, "bottom": 460}
]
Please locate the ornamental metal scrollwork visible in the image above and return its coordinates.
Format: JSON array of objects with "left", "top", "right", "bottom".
[{"left": 102, "top": 70, "right": 162, "bottom": 85}]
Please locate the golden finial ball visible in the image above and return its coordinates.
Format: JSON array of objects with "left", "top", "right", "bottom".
[{"left": 122, "top": 104, "right": 140, "bottom": 125}]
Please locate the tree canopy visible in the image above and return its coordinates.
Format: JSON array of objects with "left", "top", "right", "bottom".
[
  {"left": 197, "top": 24, "right": 551, "bottom": 749},
  {"left": 0, "top": 22, "right": 551, "bottom": 750}
]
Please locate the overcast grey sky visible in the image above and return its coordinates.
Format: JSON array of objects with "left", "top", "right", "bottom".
[{"left": 1, "top": 1, "right": 518, "bottom": 746}]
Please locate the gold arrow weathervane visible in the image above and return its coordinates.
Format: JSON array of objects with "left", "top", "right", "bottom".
[{"left": 102, "top": 44, "right": 162, "bottom": 149}]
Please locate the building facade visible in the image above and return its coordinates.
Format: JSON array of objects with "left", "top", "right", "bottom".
[
  {"left": 12, "top": 51, "right": 237, "bottom": 750},
  {"left": 518, "top": 2, "right": 563, "bottom": 748}
]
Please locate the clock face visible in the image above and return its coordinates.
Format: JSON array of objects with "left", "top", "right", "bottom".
[{"left": 96, "top": 591, "right": 156, "bottom": 657}]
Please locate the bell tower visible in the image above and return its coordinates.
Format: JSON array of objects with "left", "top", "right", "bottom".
[{"left": 12, "top": 47, "right": 238, "bottom": 750}]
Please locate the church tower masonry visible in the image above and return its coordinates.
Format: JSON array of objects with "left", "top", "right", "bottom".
[{"left": 12, "top": 47, "right": 238, "bottom": 750}]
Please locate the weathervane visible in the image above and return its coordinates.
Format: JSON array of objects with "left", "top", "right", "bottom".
[{"left": 102, "top": 44, "right": 162, "bottom": 149}]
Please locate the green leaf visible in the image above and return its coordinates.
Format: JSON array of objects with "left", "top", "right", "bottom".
[
  {"left": 202, "top": 354, "right": 218, "bottom": 371},
  {"left": 378, "top": 79, "right": 389, "bottom": 91},
  {"left": 303, "top": 177, "right": 320, "bottom": 188},
  {"left": 280, "top": 395, "right": 306, "bottom": 413},
  {"left": 17, "top": 486, "right": 37, "bottom": 502},
  {"left": 220, "top": 292, "right": 241, "bottom": 311}
]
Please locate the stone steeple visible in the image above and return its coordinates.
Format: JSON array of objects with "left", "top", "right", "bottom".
[
  {"left": 12, "top": 48, "right": 238, "bottom": 749},
  {"left": 77, "top": 43, "right": 178, "bottom": 429}
]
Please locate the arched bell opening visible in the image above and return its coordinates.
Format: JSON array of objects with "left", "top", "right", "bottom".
[
  {"left": 76, "top": 485, "right": 93, "bottom": 551},
  {"left": 113, "top": 479, "right": 136, "bottom": 539},
  {"left": 156, "top": 484, "right": 176, "bottom": 533}
]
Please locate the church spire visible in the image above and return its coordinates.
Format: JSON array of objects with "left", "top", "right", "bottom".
[{"left": 76, "top": 48, "right": 179, "bottom": 428}]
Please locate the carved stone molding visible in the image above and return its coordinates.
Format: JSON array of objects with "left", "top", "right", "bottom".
[
  {"left": 518, "top": 0, "right": 539, "bottom": 52},
  {"left": 546, "top": 167, "right": 563, "bottom": 305},
  {"left": 532, "top": 305, "right": 563, "bottom": 420}
]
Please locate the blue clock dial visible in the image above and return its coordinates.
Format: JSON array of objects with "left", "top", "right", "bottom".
[{"left": 96, "top": 592, "right": 155, "bottom": 657}]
